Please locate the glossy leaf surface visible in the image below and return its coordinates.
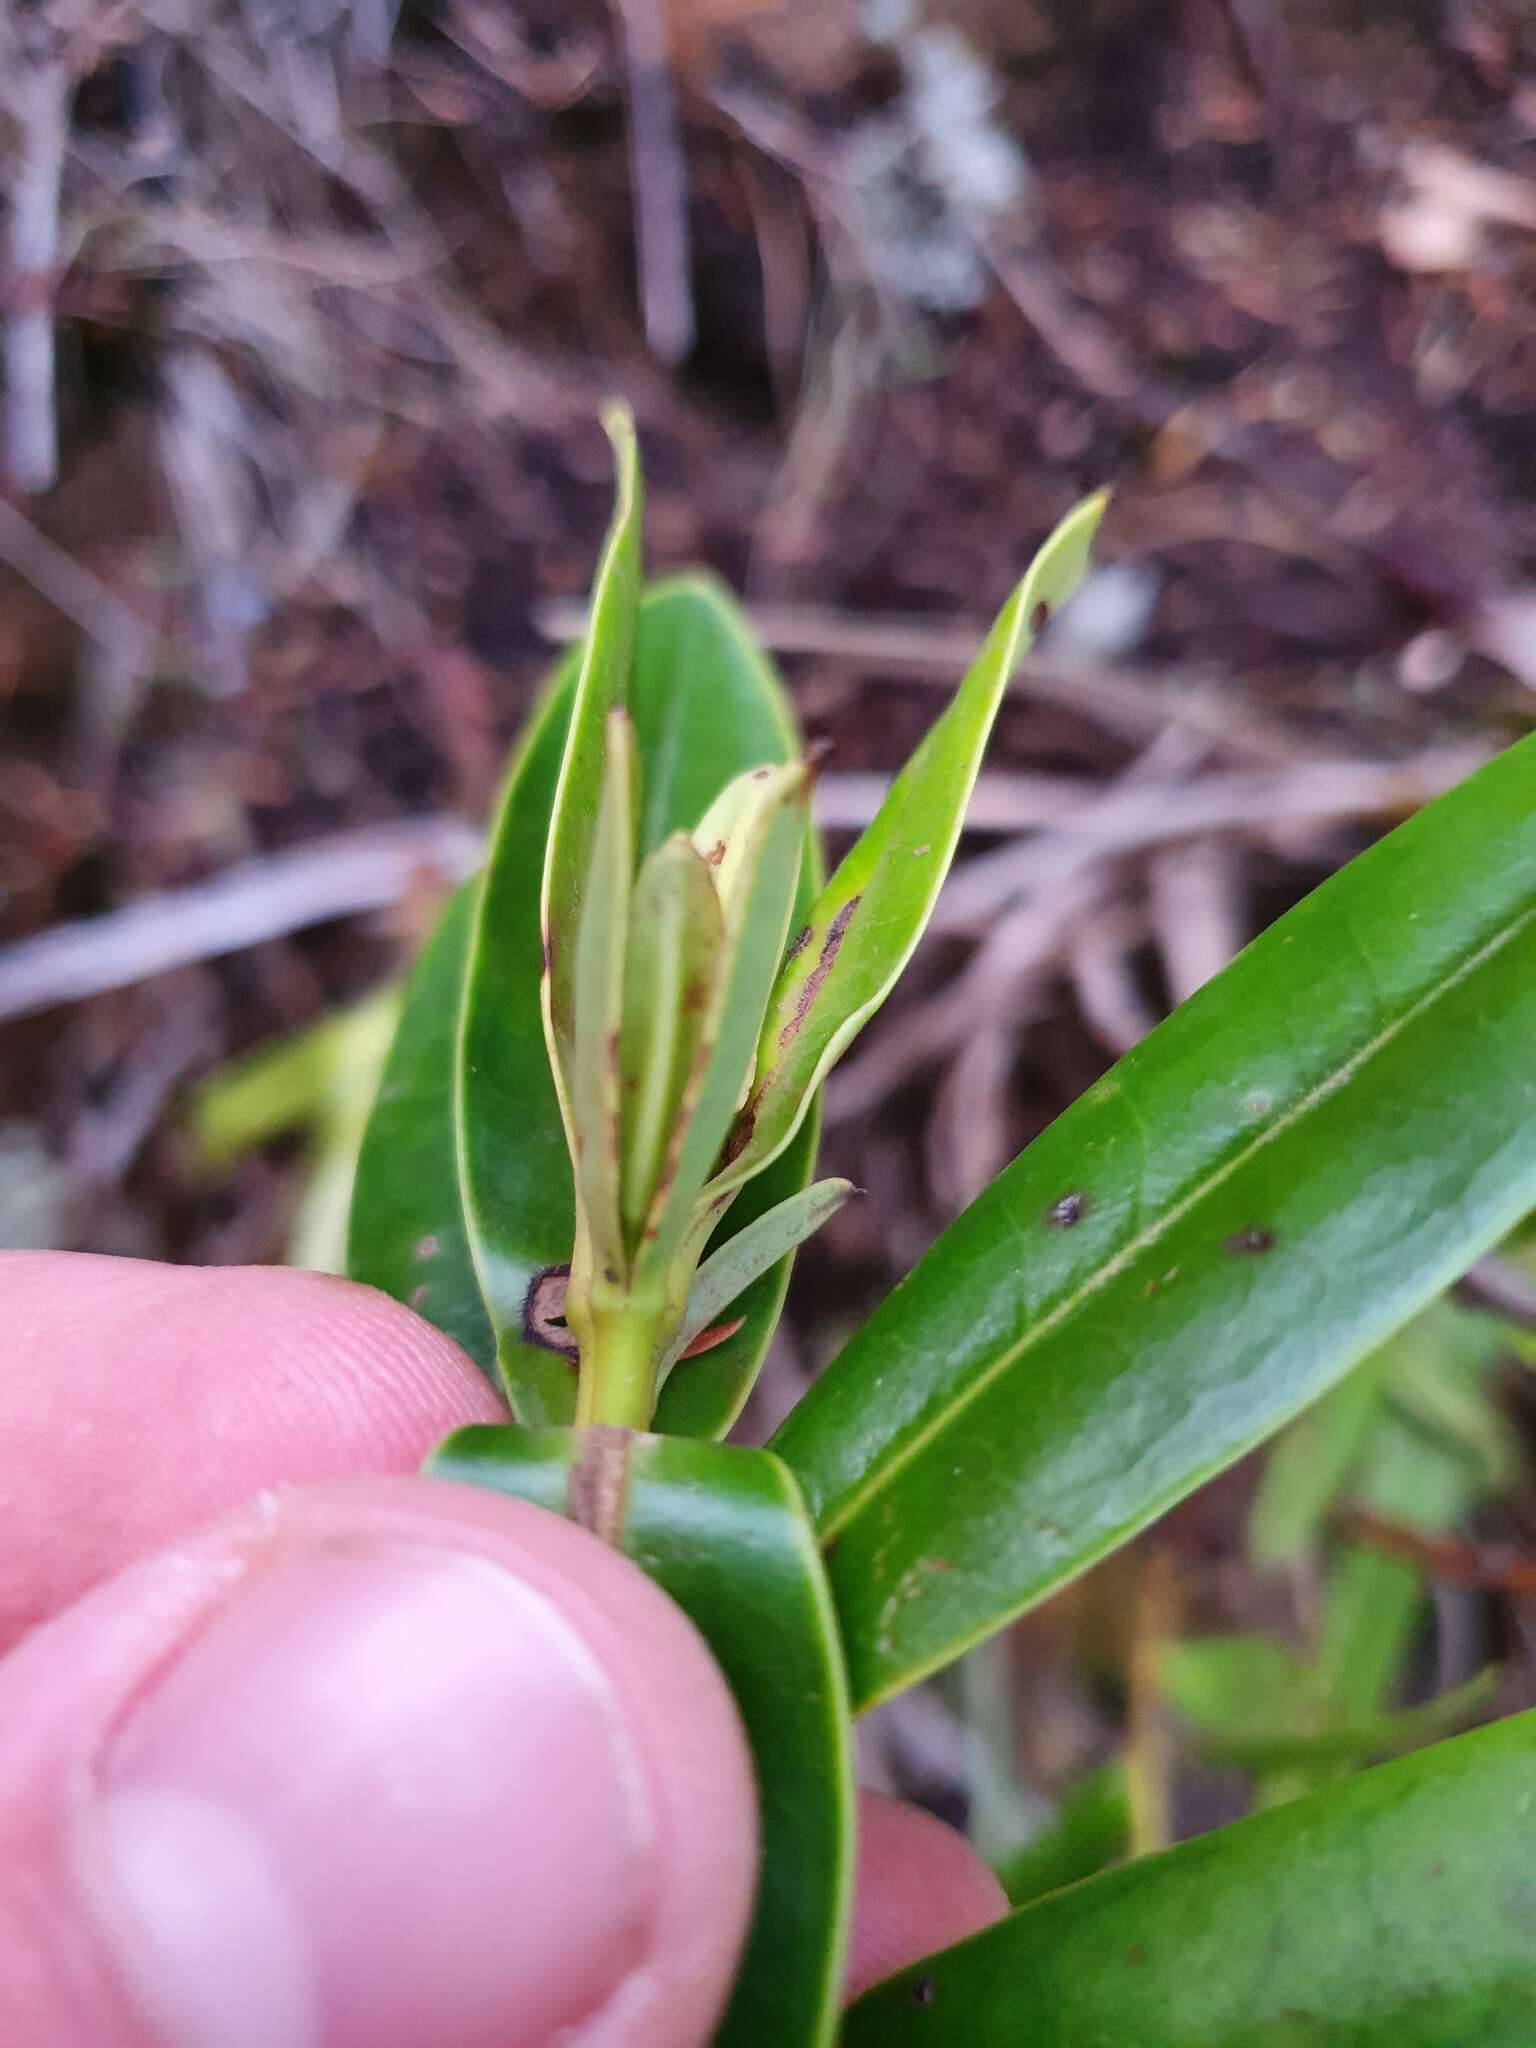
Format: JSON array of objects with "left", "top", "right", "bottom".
[
  {"left": 718, "top": 492, "right": 1105, "bottom": 1193},
  {"left": 845, "top": 1711, "right": 1536, "bottom": 2046},
  {"left": 346, "top": 884, "right": 495, "bottom": 1376},
  {"left": 429, "top": 1424, "right": 855, "bottom": 2048},
  {"left": 459, "top": 578, "right": 815, "bottom": 1428},
  {"left": 775, "top": 733, "right": 1536, "bottom": 1708}
]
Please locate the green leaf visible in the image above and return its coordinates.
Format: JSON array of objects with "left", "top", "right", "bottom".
[
  {"left": 459, "top": 578, "right": 818, "bottom": 1429},
  {"left": 634, "top": 762, "right": 809, "bottom": 1288},
  {"left": 717, "top": 491, "right": 1106, "bottom": 1193},
  {"left": 774, "top": 733, "right": 1536, "bottom": 1709},
  {"left": 346, "top": 884, "right": 496, "bottom": 1378},
  {"left": 620, "top": 835, "right": 722, "bottom": 1238},
  {"left": 567, "top": 709, "right": 636, "bottom": 1286},
  {"left": 844, "top": 1712, "right": 1536, "bottom": 2045},
  {"left": 993, "top": 1765, "right": 1128, "bottom": 1910},
  {"left": 661, "top": 1177, "right": 855, "bottom": 1378},
  {"left": 429, "top": 1424, "right": 855, "bottom": 2048},
  {"left": 540, "top": 406, "right": 643, "bottom": 1139}
]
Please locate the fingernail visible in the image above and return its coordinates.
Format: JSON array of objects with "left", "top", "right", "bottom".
[{"left": 89, "top": 1540, "right": 654, "bottom": 2048}]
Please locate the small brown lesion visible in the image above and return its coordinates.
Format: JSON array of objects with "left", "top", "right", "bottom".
[
  {"left": 567, "top": 1424, "right": 632, "bottom": 1547},
  {"left": 778, "top": 895, "right": 860, "bottom": 1053},
  {"left": 523, "top": 1264, "right": 578, "bottom": 1359},
  {"left": 1046, "top": 1192, "right": 1087, "bottom": 1228},
  {"left": 1030, "top": 598, "right": 1052, "bottom": 633},
  {"left": 1225, "top": 1227, "right": 1276, "bottom": 1256},
  {"left": 704, "top": 838, "right": 727, "bottom": 866}
]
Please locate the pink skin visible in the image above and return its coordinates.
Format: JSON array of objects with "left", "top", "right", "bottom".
[{"left": 0, "top": 1253, "right": 1003, "bottom": 2044}]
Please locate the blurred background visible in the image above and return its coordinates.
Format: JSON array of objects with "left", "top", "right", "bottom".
[{"left": 2, "top": 0, "right": 1535, "bottom": 1881}]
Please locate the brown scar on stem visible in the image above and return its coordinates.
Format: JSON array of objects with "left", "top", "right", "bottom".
[
  {"left": 522, "top": 1264, "right": 578, "bottom": 1358},
  {"left": 567, "top": 1426, "right": 632, "bottom": 1547},
  {"left": 778, "top": 895, "right": 860, "bottom": 1053}
]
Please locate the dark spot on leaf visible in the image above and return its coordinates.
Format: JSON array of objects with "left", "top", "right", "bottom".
[
  {"left": 720, "top": 1092, "right": 758, "bottom": 1168},
  {"left": 540, "top": 931, "right": 552, "bottom": 977},
  {"left": 784, "top": 923, "right": 812, "bottom": 965},
  {"left": 523, "top": 1265, "right": 578, "bottom": 1358},
  {"left": 415, "top": 1233, "right": 439, "bottom": 1260},
  {"left": 1127, "top": 1944, "right": 1148, "bottom": 1966},
  {"left": 408, "top": 1284, "right": 429, "bottom": 1310},
  {"left": 1226, "top": 1227, "right": 1276, "bottom": 1255},
  {"left": 778, "top": 896, "right": 860, "bottom": 1053},
  {"left": 1031, "top": 599, "right": 1051, "bottom": 633},
  {"left": 704, "top": 838, "right": 727, "bottom": 866},
  {"left": 683, "top": 975, "right": 709, "bottom": 1014},
  {"left": 1046, "top": 1192, "right": 1087, "bottom": 1228},
  {"left": 750, "top": 766, "right": 773, "bottom": 780},
  {"left": 911, "top": 1976, "right": 935, "bottom": 2008}
]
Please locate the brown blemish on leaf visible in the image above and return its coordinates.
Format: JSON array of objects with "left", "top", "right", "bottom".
[
  {"left": 783, "top": 923, "right": 812, "bottom": 965},
  {"left": 719, "top": 1090, "right": 758, "bottom": 1169},
  {"left": 911, "top": 1976, "right": 935, "bottom": 2008},
  {"left": 679, "top": 1314, "right": 747, "bottom": 1360},
  {"left": 777, "top": 895, "right": 860, "bottom": 1053},
  {"left": 415, "top": 1233, "right": 439, "bottom": 1260},
  {"left": 683, "top": 975, "right": 709, "bottom": 1014},
  {"left": 1030, "top": 598, "right": 1051, "bottom": 633},
  {"left": 523, "top": 1264, "right": 578, "bottom": 1358},
  {"left": 704, "top": 838, "right": 727, "bottom": 866},
  {"left": 567, "top": 1425, "right": 631, "bottom": 1547},
  {"left": 1046, "top": 1192, "right": 1087, "bottom": 1228},
  {"left": 1226, "top": 1226, "right": 1276, "bottom": 1255},
  {"left": 540, "top": 930, "right": 553, "bottom": 978},
  {"left": 408, "top": 1283, "right": 429, "bottom": 1310}
]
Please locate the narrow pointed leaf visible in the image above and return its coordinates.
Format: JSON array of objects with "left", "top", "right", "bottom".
[
  {"left": 430, "top": 1424, "right": 856, "bottom": 2048},
  {"left": 619, "top": 835, "right": 723, "bottom": 1236},
  {"left": 460, "top": 579, "right": 818, "bottom": 1428},
  {"left": 346, "top": 883, "right": 496, "bottom": 1378},
  {"left": 773, "top": 733, "right": 1536, "bottom": 1709},
  {"left": 567, "top": 710, "right": 635, "bottom": 1279},
  {"left": 634, "top": 764, "right": 808, "bottom": 1283},
  {"left": 662, "top": 1178, "right": 854, "bottom": 1377},
  {"left": 845, "top": 1712, "right": 1536, "bottom": 2045},
  {"left": 718, "top": 491, "right": 1106, "bottom": 1192},
  {"left": 540, "top": 405, "right": 643, "bottom": 1130}
]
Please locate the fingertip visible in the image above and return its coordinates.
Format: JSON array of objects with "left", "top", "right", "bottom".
[
  {"left": 0, "top": 1475, "right": 758, "bottom": 2048},
  {"left": 845, "top": 1791, "right": 1007, "bottom": 2003}
]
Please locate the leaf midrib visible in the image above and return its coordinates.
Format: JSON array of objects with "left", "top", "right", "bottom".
[{"left": 817, "top": 897, "right": 1536, "bottom": 1542}]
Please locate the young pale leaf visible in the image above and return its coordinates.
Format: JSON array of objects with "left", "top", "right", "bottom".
[
  {"left": 773, "top": 732, "right": 1536, "bottom": 1709},
  {"left": 429, "top": 1424, "right": 856, "bottom": 2048},
  {"left": 716, "top": 491, "right": 1106, "bottom": 1194},
  {"left": 660, "top": 1177, "right": 855, "bottom": 1378},
  {"left": 346, "top": 883, "right": 496, "bottom": 1377},
  {"left": 845, "top": 1711, "right": 1536, "bottom": 2045},
  {"left": 619, "top": 834, "right": 723, "bottom": 1238},
  {"left": 540, "top": 405, "right": 642, "bottom": 1144},
  {"left": 459, "top": 579, "right": 817, "bottom": 1430},
  {"left": 567, "top": 710, "right": 636, "bottom": 1284},
  {"left": 633, "top": 763, "right": 809, "bottom": 1284}
]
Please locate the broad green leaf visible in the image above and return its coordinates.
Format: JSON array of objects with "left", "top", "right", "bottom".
[
  {"left": 619, "top": 834, "right": 722, "bottom": 1237},
  {"left": 844, "top": 1711, "right": 1536, "bottom": 2045},
  {"left": 632, "top": 763, "right": 809, "bottom": 1287},
  {"left": 539, "top": 406, "right": 642, "bottom": 1139},
  {"left": 347, "top": 884, "right": 496, "bottom": 1377},
  {"left": 661, "top": 1177, "right": 854, "bottom": 1378},
  {"left": 460, "top": 578, "right": 817, "bottom": 1429},
  {"left": 716, "top": 491, "right": 1105, "bottom": 1193},
  {"left": 993, "top": 1765, "right": 1128, "bottom": 1910},
  {"left": 429, "top": 1424, "right": 855, "bottom": 2048},
  {"left": 774, "top": 734, "right": 1536, "bottom": 1709},
  {"left": 567, "top": 710, "right": 636, "bottom": 1284}
]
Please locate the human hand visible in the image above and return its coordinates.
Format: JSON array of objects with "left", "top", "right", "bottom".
[{"left": 0, "top": 1254, "right": 1003, "bottom": 2045}]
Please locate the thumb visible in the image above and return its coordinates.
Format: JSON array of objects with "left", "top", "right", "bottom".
[{"left": 0, "top": 1477, "right": 758, "bottom": 2048}]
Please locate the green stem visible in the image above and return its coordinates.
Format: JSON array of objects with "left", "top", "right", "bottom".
[{"left": 576, "top": 1302, "right": 664, "bottom": 1430}]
